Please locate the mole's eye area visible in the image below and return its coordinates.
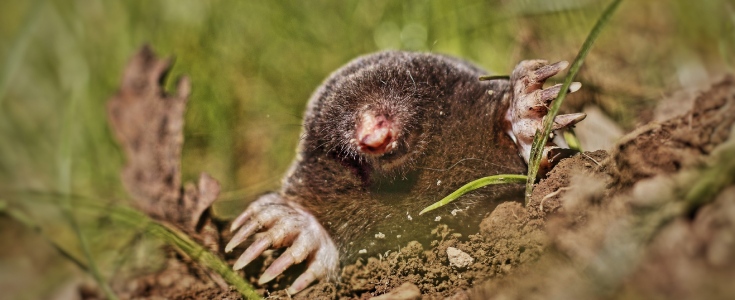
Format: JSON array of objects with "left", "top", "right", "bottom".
[{"left": 355, "top": 111, "right": 398, "bottom": 156}]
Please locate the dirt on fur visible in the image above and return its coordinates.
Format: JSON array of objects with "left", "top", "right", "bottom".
[{"left": 106, "top": 48, "right": 735, "bottom": 300}]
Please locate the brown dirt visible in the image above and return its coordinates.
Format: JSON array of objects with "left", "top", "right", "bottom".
[{"left": 104, "top": 47, "right": 735, "bottom": 300}]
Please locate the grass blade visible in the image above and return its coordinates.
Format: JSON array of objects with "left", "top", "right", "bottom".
[
  {"left": 420, "top": 174, "right": 527, "bottom": 215},
  {"left": 524, "top": 0, "right": 623, "bottom": 204},
  {"left": 0, "top": 0, "right": 47, "bottom": 105}
]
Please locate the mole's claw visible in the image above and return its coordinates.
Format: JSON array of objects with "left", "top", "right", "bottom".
[
  {"left": 533, "top": 60, "right": 569, "bottom": 83},
  {"left": 538, "top": 84, "right": 563, "bottom": 106},
  {"left": 230, "top": 193, "right": 284, "bottom": 232},
  {"left": 259, "top": 252, "right": 296, "bottom": 285},
  {"left": 552, "top": 113, "right": 587, "bottom": 130},
  {"left": 569, "top": 82, "right": 582, "bottom": 93},
  {"left": 230, "top": 209, "right": 253, "bottom": 232},
  {"left": 538, "top": 82, "right": 583, "bottom": 108},
  {"left": 226, "top": 220, "right": 260, "bottom": 253},
  {"left": 233, "top": 237, "right": 272, "bottom": 270},
  {"left": 288, "top": 269, "right": 318, "bottom": 294}
]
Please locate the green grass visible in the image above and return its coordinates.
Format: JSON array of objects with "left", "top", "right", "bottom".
[{"left": 420, "top": 174, "right": 528, "bottom": 215}]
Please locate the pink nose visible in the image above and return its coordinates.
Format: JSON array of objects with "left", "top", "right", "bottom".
[{"left": 356, "top": 114, "right": 395, "bottom": 155}]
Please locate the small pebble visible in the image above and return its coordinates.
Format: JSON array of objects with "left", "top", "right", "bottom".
[{"left": 447, "top": 247, "right": 474, "bottom": 268}]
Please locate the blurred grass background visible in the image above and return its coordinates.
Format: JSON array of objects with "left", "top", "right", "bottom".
[{"left": 0, "top": 0, "right": 732, "bottom": 298}]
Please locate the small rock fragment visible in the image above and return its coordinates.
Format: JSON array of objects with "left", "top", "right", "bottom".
[{"left": 447, "top": 247, "right": 474, "bottom": 268}]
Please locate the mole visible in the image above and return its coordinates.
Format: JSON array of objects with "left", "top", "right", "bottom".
[{"left": 225, "top": 51, "right": 584, "bottom": 294}]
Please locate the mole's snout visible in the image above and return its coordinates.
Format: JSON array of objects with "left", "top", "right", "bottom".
[{"left": 356, "top": 112, "right": 396, "bottom": 155}]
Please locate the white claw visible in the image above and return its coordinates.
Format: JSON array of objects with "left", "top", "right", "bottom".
[
  {"left": 552, "top": 113, "right": 587, "bottom": 130},
  {"left": 569, "top": 82, "right": 582, "bottom": 93},
  {"left": 226, "top": 220, "right": 260, "bottom": 253},
  {"left": 288, "top": 269, "right": 319, "bottom": 295},
  {"left": 259, "top": 251, "right": 296, "bottom": 284},
  {"left": 230, "top": 209, "right": 252, "bottom": 232},
  {"left": 233, "top": 237, "right": 271, "bottom": 270}
]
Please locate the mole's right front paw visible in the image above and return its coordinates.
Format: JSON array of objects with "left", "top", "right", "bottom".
[
  {"left": 506, "top": 59, "right": 586, "bottom": 175},
  {"left": 226, "top": 193, "right": 339, "bottom": 294}
]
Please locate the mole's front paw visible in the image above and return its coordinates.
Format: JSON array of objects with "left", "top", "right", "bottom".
[
  {"left": 226, "top": 193, "right": 339, "bottom": 294},
  {"left": 506, "top": 60, "right": 586, "bottom": 175}
]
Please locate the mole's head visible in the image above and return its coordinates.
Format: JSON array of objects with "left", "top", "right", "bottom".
[{"left": 304, "top": 52, "right": 441, "bottom": 173}]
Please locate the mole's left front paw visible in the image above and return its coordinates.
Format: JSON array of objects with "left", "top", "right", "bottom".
[
  {"left": 226, "top": 193, "right": 339, "bottom": 294},
  {"left": 506, "top": 60, "right": 586, "bottom": 175}
]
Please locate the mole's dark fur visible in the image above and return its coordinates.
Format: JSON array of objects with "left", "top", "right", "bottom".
[
  {"left": 284, "top": 51, "right": 526, "bottom": 260},
  {"left": 229, "top": 51, "right": 582, "bottom": 292}
]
